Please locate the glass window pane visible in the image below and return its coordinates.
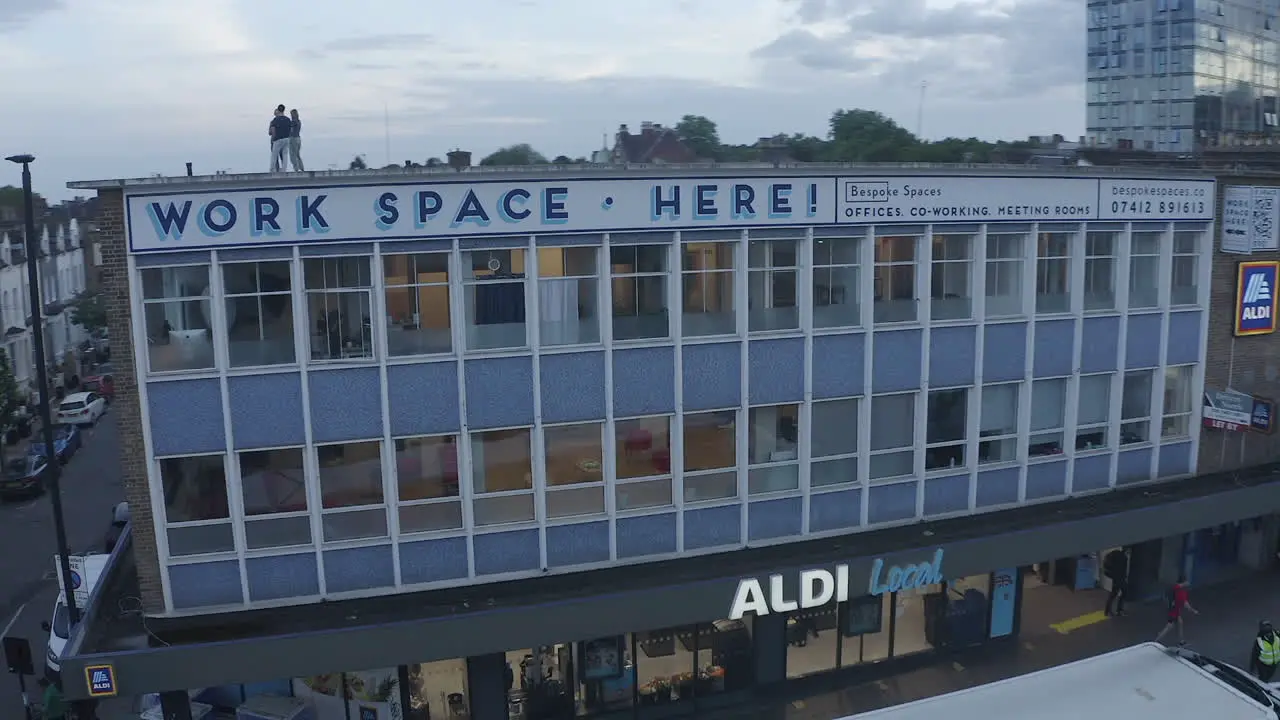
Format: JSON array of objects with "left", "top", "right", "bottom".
[
  {"left": 226, "top": 269, "right": 296, "bottom": 367},
  {"left": 474, "top": 493, "right": 534, "bottom": 526},
  {"left": 748, "top": 404, "right": 799, "bottom": 464},
  {"left": 538, "top": 246, "right": 596, "bottom": 278},
  {"left": 383, "top": 252, "right": 449, "bottom": 284},
  {"left": 615, "top": 416, "right": 672, "bottom": 480},
  {"left": 386, "top": 284, "right": 452, "bottom": 355},
  {"left": 470, "top": 428, "right": 533, "bottom": 493},
  {"left": 142, "top": 266, "right": 210, "bottom": 300},
  {"left": 870, "top": 394, "right": 914, "bottom": 451},
  {"left": 1078, "top": 375, "right": 1112, "bottom": 425},
  {"left": 395, "top": 436, "right": 460, "bottom": 501},
  {"left": 1030, "top": 379, "right": 1066, "bottom": 431},
  {"left": 546, "top": 485, "right": 605, "bottom": 518},
  {"left": 540, "top": 277, "right": 599, "bottom": 346},
  {"left": 244, "top": 515, "right": 312, "bottom": 548},
  {"left": 611, "top": 274, "right": 669, "bottom": 341},
  {"left": 322, "top": 507, "right": 387, "bottom": 541},
  {"left": 615, "top": 478, "right": 671, "bottom": 510},
  {"left": 926, "top": 389, "right": 967, "bottom": 444},
  {"left": 812, "top": 399, "right": 858, "bottom": 457},
  {"left": 316, "top": 441, "right": 384, "bottom": 509},
  {"left": 814, "top": 266, "right": 860, "bottom": 328},
  {"left": 1163, "top": 365, "right": 1193, "bottom": 414},
  {"left": 544, "top": 423, "right": 604, "bottom": 486},
  {"left": 145, "top": 300, "right": 215, "bottom": 371},
  {"left": 239, "top": 448, "right": 308, "bottom": 515},
  {"left": 683, "top": 243, "right": 736, "bottom": 336},
  {"left": 160, "top": 455, "right": 228, "bottom": 523},
  {"left": 308, "top": 290, "right": 373, "bottom": 360},
  {"left": 399, "top": 501, "right": 463, "bottom": 533},
  {"left": 304, "top": 256, "right": 371, "bottom": 290},
  {"left": 1122, "top": 370, "right": 1153, "bottom": 420},
  {"left": 684, "top": 411, "right": 736, "bottom": 472}
]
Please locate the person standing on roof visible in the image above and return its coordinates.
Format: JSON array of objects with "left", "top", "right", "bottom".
[
  {"left": 1103, "top": 547, "right": 1130, "bottom": 617},
  {"left": 269, "top": 104, "right": 292, "bottom": 172},
  {"left": 1252, "top": 621, "right": 1280, "bottom": 682},
  {"left": 288, "top": 108, "right": 305, "bottom": 171},
  {"left": 1155, "top": 575, "right": 1199, "bottom": 646}
]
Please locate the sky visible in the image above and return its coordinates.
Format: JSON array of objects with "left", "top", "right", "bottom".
[{"left": 1, "top": 0, "right": 1084, "bottom": 201}]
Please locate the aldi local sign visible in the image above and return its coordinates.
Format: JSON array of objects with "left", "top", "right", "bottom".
[{"left": 1235, "top": 261, "right": 1280, "bottom": 336}]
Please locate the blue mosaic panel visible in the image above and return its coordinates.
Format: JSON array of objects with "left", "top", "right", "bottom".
[
  {"left": 1080, "top": 316, "right": 1120, "bottom": 373},
  {"left": 399, "top": 537, "right": 469, "bottom": 585},
  {"left": 546, "top": 521, "right": 610, "bottom": 567},
  {"left": 928, "top": 326, "right": 976, "bottom": 387},
  {"left": 982, "top": 323, "right": 1027, "bottom": 382},
  {"left": 323, "top": 545, "right": 395, "bottom": 593},
  {"left": 812, "top": 334, "right": 865, "bottom": 399},
  {"left": 683, "top": 505, "right": 742, "bottom": 550},
  {"left": 386, "top": 362, "right": 461, "bottom": 436},
  {"left": 748, "top": 497, "right": 802, "bottom": 541},
  {"left": 808, "top": 489, "right": 861, "bottom": 533},
  {"left": 748, "top": 339, "right": 805, "bottom": 405},
  {"left": 474, "top": 529, "right": 540, "bottom": 575},
  {"left": 867, "top": 482, "right": 917, "bottom": 524},
  {"left": 245, "top": 553, "right": 319, "bottom": 602},
  {"left": 871, "top": 330, "right": 922, "bottom": 393},
  {"left": 683, "top": 343, "right": 742, "bottom": 410},
  {"left": 168, "top": 560, "right": 242, "bottom": 609},
  {"left": 1032, "top": 320, "right": 1074, "bottom": 377},
  {"left": 616, "top": 513, "right": 676, "bottom": 558},
  {"left": 308, "top": 368, "right": 384, "bottom": 442},
  {"left": 464, "top": 357, "right": 536, "bottom": 429},
  {"left": 614, "top": 347, "right": 676, "bottom": 416},
  {"left": 540, "top": 352, "right": 607, "bottom": 423},
  {"left": 227, "top": 373, "right": 306, "bottom": 449},
  {"left": 148, "top": 379, "right": 226, "bottom": 455},
  {"left": 1026, "top": 460, "right": 1068, "bottom": 499}
]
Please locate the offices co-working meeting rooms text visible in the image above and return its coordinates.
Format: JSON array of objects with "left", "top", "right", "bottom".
[{"left": 125, "top": 175, "right": 1217, "bottom": 253}]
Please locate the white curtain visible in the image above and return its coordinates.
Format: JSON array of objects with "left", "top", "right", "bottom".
[
  {"left": 1078, "top": 375, "right": 1111, "bottom": 425},
  {"left": 981, "top": 385, "right": 1018, "bottom": 435},
  {"left": 539, "top": 280, "right": 580, "bottom": 345}
]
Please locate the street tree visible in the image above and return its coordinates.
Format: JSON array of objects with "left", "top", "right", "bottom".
[
  {"left": 0, "top": 349, "right": 22, "bottom": 461},
  {"left": 479, "top": 144, "right": 549, "bottom": 166},
  {"left": 674, "top": 115, "right": 722, "bottom": 160},
  {"left": 69, "top": 291, "right": 108, "bottom": 336}
]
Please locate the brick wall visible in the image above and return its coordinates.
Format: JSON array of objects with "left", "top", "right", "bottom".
[
  {"left": 1199, "top": 178, "right": 1280, "bottom": 475},
  {"left": 97, "top": 189, "right": 165, "bottom": 613}
]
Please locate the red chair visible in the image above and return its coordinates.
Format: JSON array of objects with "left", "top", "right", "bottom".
[{"left": 651, "top": 448, "right": 671, "bottom": 474}]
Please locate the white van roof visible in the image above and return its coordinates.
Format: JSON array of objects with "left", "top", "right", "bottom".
[{"left": 851, "top": 643, "right": 1275, "bottom": 720}]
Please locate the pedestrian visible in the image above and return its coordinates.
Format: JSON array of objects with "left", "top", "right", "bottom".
[
  {"left": 268, "top": 104, "right": 292, "bottom": 172},
  {"left": 1252, "top": 620, "right": 1280, "bottom": 682},
  {"left": 1155, "top": 575, "right": 1199, "bottom": 646},
  {"left": 288, "top": 108, "right": 305, "bottom": 171},
  {"left": 1103, "top": 547, "right": 1130, "bottom": 617},
  {"left": 38, "top": 677, "right": 67, "bottom": 720}
]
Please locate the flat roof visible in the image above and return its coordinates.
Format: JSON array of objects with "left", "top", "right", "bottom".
[
  {"left": 852, "top": 644, "right": 1273, "bottom": 719},
  {"left": 58, "top": 460, "right": 1280, "bottom": 699},
  {"left": 66, "top": 162, "right": 1217, "bottom": 193}
]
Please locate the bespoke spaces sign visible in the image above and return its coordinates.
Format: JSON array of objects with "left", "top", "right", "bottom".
[
  {"left": 1235, "top": 261, "right": 1279, "bottom": 337},
  {"left": 124, "top": 176, "right": 1217, "bottom": 253},
  {"left": 727, "top": 549, "right": 945, "bottom": 620}
]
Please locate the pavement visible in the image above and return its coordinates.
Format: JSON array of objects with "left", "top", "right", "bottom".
[{"left": 0, "top": 412, "right": 124, "bottom": 716}]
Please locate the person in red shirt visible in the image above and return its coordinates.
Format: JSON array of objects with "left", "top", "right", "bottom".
[{"left": 1156, "top": 576, "right": 1199, "bottom": 646}]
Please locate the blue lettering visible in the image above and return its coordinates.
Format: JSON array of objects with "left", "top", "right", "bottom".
[
  {"left": 694, "top": 184, "right": 718, "bottom": 220},
  {"left": 296, "top": 195, "right": 330, "bottom": 234},
  {"left": 542, "top": 187, "right": 569, "bottom": 224},
  {"left": 198, "top": 200, "right": 237, "bottom": 236},
  {"left": 452, "top": 189, "right": 491, "bottom": 227},
  {"left": 501, "top": 189, "right": 532, "bottom": 222},
  {"left": 252, "top": 197, "right": 281, "bottom": 237},
  {"left": 769, "top": 183, "right": 793, "bottom": 218},
  {"left": 732, "top": 185, "right": 757, "bottom": 220},
  {"left": 375, "top": 192, "right": 399, "bottom": 230},
  {"left": 869, "top": 549, "right": 945, "bottom": 595},
  {"left": 148, "top": 201, "right": 192, "bottom": 240},
  {"left": 651, "top": 184, "right": 681, "bottom": 220},
  {"left": 415, "top": 191, "right": 443, "bottom": 228}
]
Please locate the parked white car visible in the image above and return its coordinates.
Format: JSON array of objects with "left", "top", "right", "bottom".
[{"left": 56, "top": 391, "right": 106, "bottom": 426}]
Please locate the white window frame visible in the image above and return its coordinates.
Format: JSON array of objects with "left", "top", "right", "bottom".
[
  {"left": 978, "top": 382, "right": 1020, "bottom": 465},
  {"left": 459, "top": 247, "right": 529, "bottom": 353},
  {"left": 536, "top": 246, "right": 602, "bottom": 349},
  {"left": 155, "top": 451, "right": 236, "bottom": 560},
  {"left": 925, "top": 387, "right": 969, "bottom": 472},
  {"left": 929, "top": 233, "right": 974, "bottom": 321},
  {"left": 542, "top": 420, "right": 607, "bottom": 520},
  {"left": 812, "top": 235, "right": 861, "bottom": 329},
  {"left": 609, "top": 243, "right": 670, "bottom": 342},
  {"left": 1128, "top": 230, "right": 1162, "bottom": 309},
  {"left": 1028, "top": 377, "right": 1068, "bottom": 459},
  {"left": 1171, "top": 230, "right": 1200, "bottom": 306},
  {"left": 303, "top": 255, "right": 376, "bottom": 364},
  {"left": 612, "top": 414, "right": 675, "bottom": 512},
  {"left": 1161, "top": 365, "right": 1195, "bottom": 439},
  {"left": 312, "top": 438, "right": 390, "bottom": 543},
  {"left": 1075, "top": 373, "right": 1113, "bottom": 452},
  {"left": 391, "top": 433, "right": 465, "bottom": 536},
  {"left": 682, "top": 408, "right": 740, "bottom": 504},
  {"left": 382, "top": 250, "right": 453, "bottom": 358},
  {"left": 680, "top": 240, "right": 737, "bottom": 338},
  {"left": 746, "top": 402, "right": 801, "bottom": 496},
  {"left": 1083, "top": 231, "right": 1117, "bottom": 312},
  {"left": 873, "top": 235, "right": 919, "bottom": 324},
  {"left": 869, "top": 392, "right": 917, "bottom": 482},
  {"left": 1035, "top": 232, "right": 1072, "bottom": 315},
  {"left": 984, "top": 233, "right": 1025, "bottom": 318},
  {"left": 468, "top": 425, "right": 537, "bottom": 527},
  {"left": 1120, "top": 369, "right": 1155, "bottom": 446},
  {"left": 221, "top": 259, "right": 298, "bottom": 369},
  {"left": 237, "top": 444, "right": 314, "bottom": 551},
  {"left": 810, "top": 396, "right": 860, "bottom": 488},
  {"left": 747, "top": 237, "right": 801, "bottom": 332},
  {"left": 140, "top": 263, "right": 216, "bottom": 374}
]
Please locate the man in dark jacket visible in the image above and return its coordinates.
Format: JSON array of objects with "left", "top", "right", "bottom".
[
  {"left": 1252, "top": 620, "right": 1280, "bottom": 682},
  {"left": 1103, "top": 547, "right": 1130, "bottom": 617}
]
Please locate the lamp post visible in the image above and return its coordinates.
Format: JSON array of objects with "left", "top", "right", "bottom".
[{"left": 5, "top": 154, "right": 80, "bottom": 626}]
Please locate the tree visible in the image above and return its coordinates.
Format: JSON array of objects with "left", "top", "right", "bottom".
[
  {"left": 0, "top": 348, "right": 21, "bottom": 456},
  {"left": 479, "top": 144, "right": 549, "bottom": 166},
  {"left": 826, "top": 109, "right": 920, "bottom": 163},
  {"left": 349, "top": 155, "right": 368, "bottom": 170},
  {"left": 551, "top": 155, "right": 573, "bottom": 165},
  {"left": 0, "top": 186, "right": 47, "bottom": 217},
  {"left": 425, "top": 157, "right": 443, "bottom": 167},
  {"left": 69, "top": 291, "right": 107, "bottom": 336},
  {"left": 675, "top": 115, "right": 722, "bottom": 160}
]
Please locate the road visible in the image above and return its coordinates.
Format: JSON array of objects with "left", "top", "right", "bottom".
[{"left": 0, "top": 412, "right": 124, "bottom": 715}]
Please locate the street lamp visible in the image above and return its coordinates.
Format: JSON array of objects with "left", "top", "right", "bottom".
[{"left": 5, "top": 154, "right": 80, "bottom": 626}]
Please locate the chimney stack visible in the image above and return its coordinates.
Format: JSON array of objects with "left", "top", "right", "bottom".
[{"left": 185, "top": 162, "right": 194, "bottom": 177}]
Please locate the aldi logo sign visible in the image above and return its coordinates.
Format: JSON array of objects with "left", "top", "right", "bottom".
[
  {"left": 1235, "top": 261, "right": 1280, "bottom": 336},
  {"left": 84, "top": 664, "right": 117, "bottom": 697}
]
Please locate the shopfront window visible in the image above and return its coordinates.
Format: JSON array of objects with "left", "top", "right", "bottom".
[
  {"left": 891, "top": 580, "right": 943, "bottom": 657},
  {"left": 785, "top": 594, "right": 895, "bottom": 678},
  {"left": 539, "top": 247, "right": 600, "bottom": 347},
  {"left": 384, "top": 252, "right": 452, "bottom": 356},
  {"left": 295, "top": 667, "right": 405, "bottom": 720},
  {"left": 682, "top": 241, "right": 736, "bottom": 336},
  {"left": 614, "top": 416, "right": 673, "bottom": 511},
  {"left": 406, "top": 659, "right": 469, "bottom": 720},
  {"left": 141, "top": 265, "right": 215, "bottom": 372},
  {"left": 635, "top": 620, "right": 753, "bottom": 708},
  {"left": 839, "top": 594, "right": 891, "bottom": 667},
  {"left": 464, "top": 248, "right": 528, "bottom": 351}
]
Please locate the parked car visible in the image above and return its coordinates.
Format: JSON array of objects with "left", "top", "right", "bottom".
[
  {"left": 0, "top": 454, "right": 48, "bottom": 499},
  {"left": 81, "top": 373, "right": 115, "bottom": 401},
  {"left": 29, "top": 425, "right": 80, "bottom": 464},
  {"left": 55, "top": 392, "right": 106, "bottom": 427}
]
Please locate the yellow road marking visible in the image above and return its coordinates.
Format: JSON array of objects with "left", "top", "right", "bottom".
[{"left": 1050, "top": 610, "right": 1110, "bottom": 634}]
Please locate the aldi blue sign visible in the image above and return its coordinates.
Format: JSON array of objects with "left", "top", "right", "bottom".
[
  {"left": 84, "top": 664, "right": 117, "bottom": 697},
  {"left": 1235, "top": 261, "right": 1280, "bottom": 336}
]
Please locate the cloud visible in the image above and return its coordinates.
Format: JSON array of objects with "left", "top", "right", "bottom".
[
  {"left": 0, "top": 0, "right": 63, "bottom": 30},
  {"left": 304, "top": 33, "right": 436, "bottom": 58}
]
